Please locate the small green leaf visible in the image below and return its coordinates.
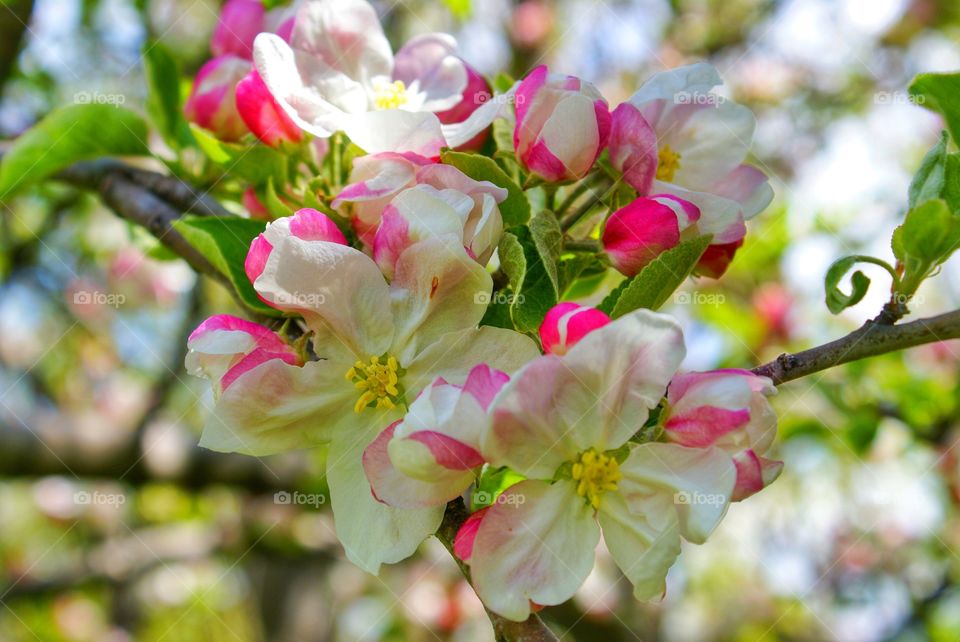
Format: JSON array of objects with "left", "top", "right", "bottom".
[
  {"left": 824, "top": 256, "right": 873, "bottom": 314},
  {"left": 172, "top": 215, "right": 281, "bottom": 316},
  {"left": 899, "top": 198, "right": 960, "bottom": 263},
  {"left": 440, "top": 149, "right": 530, "bottom": 227},
  {"left": 471, "top": 466, "right": 525, "bottom": 511},
  {"left": 909, "top": 132, "right": 948, "bottom": 209},
  {"left": 607, "top": 235, "right": 713, "bottom": 318},
  {"left": 493, "top": 72, "right": 516, "bottom": 94},
  {"left": 0, "top": 104, "right": 150, "bottom": 197},
  {"left": 265, "top": 177, "right": 294, "bottom": 218},
  {"left": 497, "top": 213, "right": 561, "bottom": 332},
  {"left": 910, "top": 72, "right": 960, "bottom": 143},
  {"left": 143, "top": 42, "right": 192, "bottom": 150},
  {"left": 190, "top": 124, "right": 286, "bottom": 186}
]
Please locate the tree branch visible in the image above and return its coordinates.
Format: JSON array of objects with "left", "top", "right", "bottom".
[{"left": 752, "top": 309, "right": 960, "bottom": 385}]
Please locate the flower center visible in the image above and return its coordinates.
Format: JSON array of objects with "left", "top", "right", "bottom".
[
  {"left": 373, "top": 79, "right": 409, "bottom": 110},
  {"left": 656, "top": 145, "right": 682, "bottom": 182},
  {"left": 571, "top": 449, "right": 622, "bottom": 509},
  {"left": 345, "top": 355, "right": 402, "bottom": 413}
]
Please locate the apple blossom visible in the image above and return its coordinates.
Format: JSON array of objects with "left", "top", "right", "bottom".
[
  {"left": 601, "top": 194, "right": 736, "bottom": 277},
  {"left": 252, "top": 0, "right": 502, "bottom": 153},
  {"left": 538, "top": 302, "right": 610, "bottom": 355},
  {"left": 465, "top": 310, "right": 736, "bottom": 621},
  {"left": 334, "top": 158, "right": 507, "bottom": 249},
  {"left": 194, "top": 210, "right": 538, "bottom": 573},
  {"left": 184, "top": 55, "right": 250, "bottom": 142},
  {"left": 374, "top": 182, "right": 504, "bottom": 279},
  {"left": 244, "top": 208, "right": 348, "bottom": 287},
  {"left": 662, "top": 369, "right": 782, "bottom": 500},
  {"left": 514, "top": 65, "right": 612, "bottom": 182},
  {"left": 363, "top": 364, "right": 508, "bottom": 509},
  {"left": 210, "top": 0, "right": 265, "bottom": 60}
]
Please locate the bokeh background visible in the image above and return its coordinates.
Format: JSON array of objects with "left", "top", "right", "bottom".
[{"left": 2, "top": 0, "right": 960, "bottom": 640}]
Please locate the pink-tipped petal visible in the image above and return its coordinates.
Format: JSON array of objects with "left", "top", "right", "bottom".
[
  {"left": 663, "top": 407, "right": 751, "bottom": 447},
  {"left": 539, "top": 303, "right": 611, "bottom": 356},
  {"left": 407, "top": 431, "right": 485, "bottom": 470},
  {"left": 245, "top": 234, "right": 273, "bottom": 285},
  {"left": 235, "top": 69, "right": 303, "bottom": 146},
  {"left": 609, "top": 102, "right": 658, "bottom": 195},
  {"left": 461, "top": 363, "right": 510, "bottom": 410},
  {"left": 453, "top": 508, "right": 488, "bottom": 562},
  {"left": 602, "top": 197, "right": 682, "bottom": 277},
  {"left": 184, "top": 55, "right": 250, "bottom": 142},
  {"left": 287, "top": 208, "right": 348, "bottom": 244}
]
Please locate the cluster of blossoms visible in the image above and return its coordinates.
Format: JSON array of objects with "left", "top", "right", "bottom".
[{"left": 185, "top": 0, "right": 779, "bottom": 621}]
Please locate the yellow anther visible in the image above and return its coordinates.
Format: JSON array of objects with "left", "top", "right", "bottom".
[
  {"left": 346, "top": 354, "right": 403, "bottom": 413},
  {"left": 571, "top": 449, "right": 622, "bottom": 509},
  {"left": 656, "top": 144, "right": 682, "bottom": 182},
  {"left": 373, "top": 79, "right": 409, "bottom": 110}
]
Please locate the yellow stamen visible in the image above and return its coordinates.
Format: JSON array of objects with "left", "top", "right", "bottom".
[
  {"left": 571, "top": 449, "right": 622, "bottom": 509},
  {"left": 346, "top": 354, "right": 403, "bottom": 413},
  {"left": 373, "top": 80, "right": 409, "bottom": 110},
  {"left": 656, "top": 144, "right": 682, "bottom": 182}
]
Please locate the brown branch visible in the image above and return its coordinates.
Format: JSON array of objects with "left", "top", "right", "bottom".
[{"left": 752, "top": 309, "right": 960, "bottom": 385}]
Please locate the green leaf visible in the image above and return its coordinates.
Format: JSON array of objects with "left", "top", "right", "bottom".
[
  {"left": 910, "top": 72, "right": 960, "bottom": 143},
  {"left": 471, "top": 466, "right": 525, "bottom": 511},
  {"left": 909, "top": 132, "right": 948, "bottom": 209},
  {"left": 493, "top": 72, "right": 516, "bottom": 94},
  {"left": 607, "top": 235, "right": 713, "bottom": 318},
  {"left": 497, "top": 212, "right": 561, "bottom": 332},
  {"left": 265, "top": 177, "right": 294, "bottom": 218},
  {"left": 0, "top": 104, "right": 150, "bottom": 197},
  {"left": 172, "top": 215, "right": 282, "bottom": 316},
  {"left": 899, "top": 198, "right": 960, "bottom": 263},
  {"left": 190, "top": 124, "right": 286, "bottom": 186},
  {"left": 440, "top": 149, "right": 530, "bottom": 227},
  {"left": 143, "top": 42, "right": 192, "bottom": 150},
  {"left": 824, "top": 256, "right": 873, "bottom": 314}
]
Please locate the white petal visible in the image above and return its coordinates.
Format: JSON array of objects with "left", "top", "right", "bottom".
[
  {"left": 291, "top": 0, "right": 392, "bottom": 84},
  {"left": 471, "top": 480, "right": 600, "bottom": 622},
  {"left": 538, "top": 93, "right": 601, "bottom": 178},
  {"left": 652, "top": 181, "right": 745, "bottom": 244},
  {"left": 393, "top": 33, "right": 467, "bottom": 112},
  {"left": 598, "top": 492, "right": 681, "bottom": 600},
  {"left": 343, "top": 110, "right": 446, "bottom": 155},
  {"left": 619, "top": 442, "right": 735, "bottom": 544},
  {"left": 199, "top": 359, "right": 353, "bottom": 456},
  {"left": 328, "top": 425, "right": 444, "bottom": 573},
  {"left": 255, "top": 236, "right": 393, "bottom": 357},
  {"left": 404, "top": 326, "right": 540, "bottom": 396},
  {"left": 388, "top": 237, "right": 491, "bottom": 361},
  {"left": 628, "top": 62, "right": 721, "bottom": 106}
]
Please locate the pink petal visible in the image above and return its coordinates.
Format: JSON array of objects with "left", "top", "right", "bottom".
[
  {"left": 602, "top": 197, "right": 682, "bottom": 277},
  {"left": 287, "top": 208, "right": 348, "bottom": 244},
  {"left": 461, "top": 363, "right": 510, "bottom": 410},
  {"left": 221, "top": 346, "right": 299, "bottom": 391},
  {"left": 664, "top": 406, "right": 751, "bottom": 447},
  {"left": 453, "top": 508, "right": 488, "bottom": 562},
  {"left": 407, "top": 431, "right": 485, "bottom": 471},
  {"left": 513, "top": 65, "right": 549, "bottom": 151},
  {"left": 211, "top": 0, "right": 265, "bottom": 60},
  {"left": 235, "top": 69, "right": 303, "bottom": 146},
  {"left": 695, "top": 239, "right": 744, "bottom": 279},
  {"left": 244, "top": 234, "right": 273, "bottom": 285},
  {"left": 609, "top": 103, "right": 658, "bottom": 195},
  {"left": 539, "top": 303, "right": 611, "bottom": 356}
]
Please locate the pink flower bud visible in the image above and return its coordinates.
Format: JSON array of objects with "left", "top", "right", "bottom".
[
  {"left": 695, "top": 239, "right": 743, "bottom": 279},
  {"left": 235, "top": 69, "right": 303, "bottom": 147},
  {"left": 184, "top": 55, "right": 250, "bottom": 142},
  {"left": 601, "top": 195, "right": 700, "bottom": 277},
  {"left": 242, "top": 187, "right": 270, "bottom": 220},
  {"left": 662, "top": 369, "right": 781, "bottom": 501},
  {"left": 245, "top": 208, "right": 348, "bottom": 285},
  {"left": 435, "top": 63, "right": 493, "bottom": 151},
  {"left": 609, "top": 102, "right": 658, "bottom": 195},
  {"left": 539, "top": 303, "right": 610, "bottom": 355},
  {"left": 514, "top": 66, "right": 611, "bottom": 182},
  {"left": 211, "top": 0, "right": 265, "bottom": 60}
]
